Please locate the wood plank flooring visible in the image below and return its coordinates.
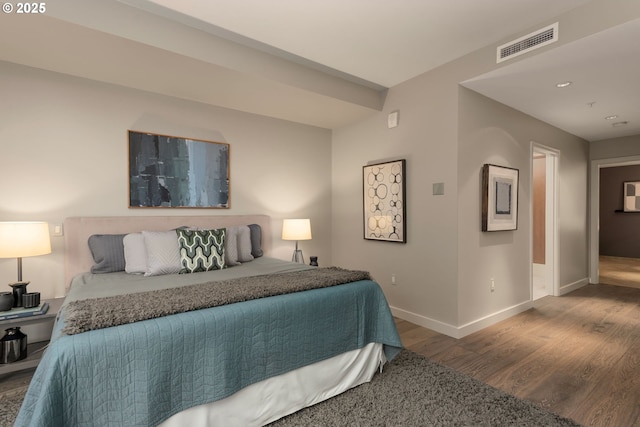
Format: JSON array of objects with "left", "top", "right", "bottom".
[
  {"left": 599, "top": 255, "right": 640, "bottom": 289},
  {"left": 0, "top": 367, "right": 34, "bottom": 397},
  {"left": 397, "top": 283, "right": 640, "bottom": 427}
]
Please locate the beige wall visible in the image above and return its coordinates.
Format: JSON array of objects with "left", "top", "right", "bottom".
[
  {"left": 332, "top": 63, "right": 462, "bottom": 328},
  {"left": 591, "top": 135, "right": 640, "bottom": 160},
  {"left": 457, "top": 88, "right": 589, "bottom": 328},
  {"left": 0, "top": 61, "right": 333, "bottom": 299},
  {"left": 333, "top": 83, "right": 589, "bottom": 337},
  {"left": 332, "top": 7, "right": 596, "bottom": 335}
]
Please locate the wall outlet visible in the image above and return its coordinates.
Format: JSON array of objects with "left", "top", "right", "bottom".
[
  {"left": 490, "top": 278, "right": 495, "bottom": 292},
  {"left": 391, "top": 274, "right": 397, "bottom": 286}
]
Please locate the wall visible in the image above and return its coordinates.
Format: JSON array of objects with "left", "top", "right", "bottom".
[
  {"left": 457, "top": 89, "right": 589, "bottom": 328},
  {"left": 588, "top": 134, "right": 640, "bottom": 280},
  {"left": 590, "top": 135, "right": 640, "bottom": 160},
  {"left": 332, "top": 58, "right": 589, "bottom": 338},
  {"left": 0, "top": 61, "right": 333, "bottom": 299},
  {"left": 332, "top": 63, "right": 461, "bottom": 330},
  {"left": 592, "top": 137, "right": 640, "bottom": 248},
  {"left": 599, "top": 165, "right": 640, "bottom": 257}
]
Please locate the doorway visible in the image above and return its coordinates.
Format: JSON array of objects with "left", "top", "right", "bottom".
[
  {"left": 597, "top": 163, "right": 640, "bottom": 289},
  {"left": 532, "top": 144, "right": 559, "bottom": 300},
  {"left": 589, "top": 155, "right": 640, "bottom": 283}
]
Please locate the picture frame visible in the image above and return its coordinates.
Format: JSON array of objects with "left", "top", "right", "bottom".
[
  {"left": 482, "top": 164, "right": 519, "bottom": 231},
  {"left": 128, "top": 130, "right": 230, "bottom": 208},
  {"left": 363, "top": 159, "right": 406, "bottom": 243},
  {"left": 623, "top": 181, "right": 640, "bottom": 212}
]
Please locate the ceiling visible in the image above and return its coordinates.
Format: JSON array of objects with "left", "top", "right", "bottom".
[
  {"left": 126, "top": 0, "right": 591, "bottom": 88},
  {"left": 2, "top": 0, "right": 638, "bottom": 141},
  {"left": 463, "top": 17, "right": 640, "bottom": 142}
]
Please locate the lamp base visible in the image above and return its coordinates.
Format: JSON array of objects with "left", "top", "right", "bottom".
[
  {"left": 291, "top": 249, "right": 305, "bottom": 264},
  {"left": 8, "top": 281, "right": 29, "bottom": 308}
]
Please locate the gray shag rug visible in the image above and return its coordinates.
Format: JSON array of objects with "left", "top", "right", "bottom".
[
  {"left": 0, "top": 350, "right": 581, "bottom": 427},
  {"left": 0, "top": 386, "right": 28, "bottom": 427},
  {"left": 269, "top": 350, "right": 582, "bottom": 426}
]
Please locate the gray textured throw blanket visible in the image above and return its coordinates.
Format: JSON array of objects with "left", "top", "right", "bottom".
[{"left": 62, "top": 267, "right": 370, "bottom": 335}]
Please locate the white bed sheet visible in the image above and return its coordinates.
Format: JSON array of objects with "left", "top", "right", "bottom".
[{"left": 160, "top": 342, "right": 385, "bottom": 427}]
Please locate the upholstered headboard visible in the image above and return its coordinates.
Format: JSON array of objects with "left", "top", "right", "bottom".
[{"left": 63, "top": 215, "right": 271, "bottom": 287}]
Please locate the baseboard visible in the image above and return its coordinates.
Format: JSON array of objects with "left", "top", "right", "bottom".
[
  {"left": 390, "top": 306, "right": 460, "bottom": 337},
  {"left": 390, "top": 300, "right": 532, "bottom": 339},
  {"left": 456, "top": 301, "right": 533, "bottom": 338},
  {"left": 392, "top": 278, "right": 590, "bottom": 339},
  {"left": 558, "top": 277, "right": 589, "bottom": 295}
]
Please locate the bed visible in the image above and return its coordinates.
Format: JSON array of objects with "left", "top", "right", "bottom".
[{"left": 15, "top": 215, "right": 402, "bottom": 426}]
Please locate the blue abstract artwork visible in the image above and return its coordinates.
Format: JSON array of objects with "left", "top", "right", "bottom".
[{"left": 129, "top": 131, "right": 230, "bottom": 208}]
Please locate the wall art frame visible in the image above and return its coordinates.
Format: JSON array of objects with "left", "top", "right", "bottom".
[
  {"left": 482, "top": 163, "right": 519, "bottom": 231},
  {"left": 363, "top": 159, "right": 406, "bottom": 243},
  {"left": 128, "top": 130, "right": 230, "bottom": 208},
  {"left": 623, "top": 181, "right": 640, "bottom": 212}
]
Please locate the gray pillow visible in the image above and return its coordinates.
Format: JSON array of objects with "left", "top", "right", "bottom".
[
  {"left": 88, "top": 234, "right": 126, "bottom": 273},
  {"left": 236, "top": 226, "right": 254, "bottom": 262},
  {"left": 248, "top": 224, "right": 263, "bottom": 258}
]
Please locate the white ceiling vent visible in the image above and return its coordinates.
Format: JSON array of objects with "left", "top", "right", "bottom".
[{"left": 497, "top": 22, "right": 558, "bottom": 63}]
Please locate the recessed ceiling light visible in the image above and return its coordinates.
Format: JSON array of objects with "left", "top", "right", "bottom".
[
  {"left": 605, "top": 115, "right": 618, "bottom": 120},
  {"left": 556, "top": 81, "right": 572, "bottom": 88},
  {"left": 612, "top": 121, "right": 629, "bottom": 127}
]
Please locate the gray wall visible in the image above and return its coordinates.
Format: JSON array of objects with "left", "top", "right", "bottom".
[{"left": 599, "top": 165, "right": 640, "bottom": 257}]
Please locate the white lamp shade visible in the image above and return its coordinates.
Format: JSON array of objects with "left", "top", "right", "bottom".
[
  {"left": 282, "top": 219, "right": 312, "bottom": 241},
  {"left": 0, "top": 221, "right": 52, "bottom": 258}
]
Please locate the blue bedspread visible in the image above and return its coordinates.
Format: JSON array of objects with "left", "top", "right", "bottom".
[{"left": 15, "top": 280, "right": 402, "bottom": 426}]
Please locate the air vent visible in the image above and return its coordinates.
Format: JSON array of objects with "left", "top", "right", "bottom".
[{"left": 497, "top": 22, "right": 558, "bottom": 63}]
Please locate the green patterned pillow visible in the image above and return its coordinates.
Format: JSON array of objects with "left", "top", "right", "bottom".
[{"left": 177, "top": 228, "right": 226, "bottom": 273}]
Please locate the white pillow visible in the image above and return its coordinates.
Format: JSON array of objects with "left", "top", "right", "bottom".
[
  {"left": 237, "top": 226, "right": 254, "bottom": 263},
  {"left": 142, "top": 230, "right": 181, "bottom": 276},
  {"left": 224, "top": 226, "right": 240, "bottom": 266},
  {"left": 123, "top": 233, "right": 147, "bottom": 274}
]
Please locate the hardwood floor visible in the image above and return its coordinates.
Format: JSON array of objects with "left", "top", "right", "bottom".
[
  {"left": 599, "top": 255, "right": 640, "bottom": 289},
  {"left": 0, "top": 367, "right": 33, "bottom": 395},
  {"left": 397, "top": 283, "right": 640, "bottom": 427}
]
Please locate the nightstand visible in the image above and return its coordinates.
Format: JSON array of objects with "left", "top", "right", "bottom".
[{"left": 0, "top": 297, "right": 63, "bottom": 375}]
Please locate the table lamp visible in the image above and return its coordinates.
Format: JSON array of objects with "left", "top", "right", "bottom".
[
  {"left": 282, "top": 219, "right": 312, "bottom": 263},
  {"left": 0, "top": 222, "right": 51, "bottom": 306}
]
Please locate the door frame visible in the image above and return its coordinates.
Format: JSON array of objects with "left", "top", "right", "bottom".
[
  {"left": 589, "top": 155, "right": 640, "bottom": 282},
  {"left": 531, "top": 142, "right": 560, "bottom": 298}
]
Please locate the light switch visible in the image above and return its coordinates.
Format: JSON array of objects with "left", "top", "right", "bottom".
[
  {"left": 433, "top": 182, "right": 445, "bottom": 195},
  {"left": 53, "top": 224, "right": 64, "bottom": 236},
  {"left": 387, "top": 111, "right": 399, "bottom": 128}
]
